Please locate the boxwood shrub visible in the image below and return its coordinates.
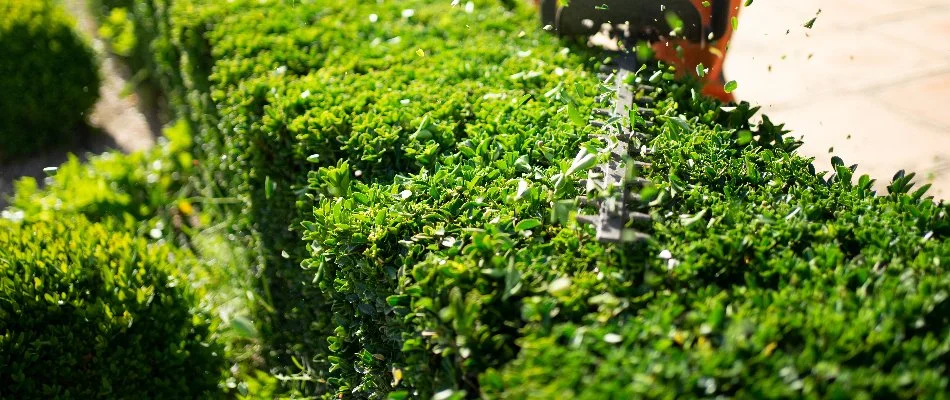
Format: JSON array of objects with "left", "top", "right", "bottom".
[
  {"left": 0, "top": 0, "right": 100, "bottom": 160},
  {"left": 302, "top": 84, "right": 949, "bottom": 398},
  {"left": 108, "top": 0, "right": 609, "bottom": 378},
  {"left": 112, "top": 0, "right": 948, "bottom": 397},
  {"left": 0, "top": 216, "right": 223, "bottom": 398}
]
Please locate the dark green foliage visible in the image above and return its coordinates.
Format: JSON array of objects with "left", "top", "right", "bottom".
[
  {"left": 0, "top": 0, "right": 100, "bottom": 160},
  {"left": 0, "top": 216, "right": 223, "bottom": 399},
  {"left": 109, "top": 0, "right": 949, "bottom": 398},
  {"left": 107, "top": 0, "right": 606, "bottom": 385},
  {"left": 5, "top": 120, "right": 280, "bottom": 397}
]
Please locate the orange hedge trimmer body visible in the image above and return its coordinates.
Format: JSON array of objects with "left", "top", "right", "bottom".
[{"left": 538, "top": 0, "right": 742, "bottom": 102}]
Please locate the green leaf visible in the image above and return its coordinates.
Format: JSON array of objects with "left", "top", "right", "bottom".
[
  {"left": 230, "top": 315, "right": 259, "bottom": 339},
  {"left": 724, "top": 80, "right": 738, "bottom": 93},
  {"left": 566, "top": 148, "right": 597, "bottom": 176},
  {"left": 804, "top": 17, "right": 817, "bottom": 29},
  {"left": 388, "top": 391, "right": 410, "bottom": 400},
  {"left": 515, "top": 219, "right": 542, "bottom": 232},
  {"left": 264, "top": 176, "right": 275, "bottom": 199},
  {"left": 515, "top": 179, "right": 530, "bottom": 200},
  {"left": 737, "top": 130, "right": 753, "bottom": 145},
  {"left": 567, "top": 103, "right": 587, "bottom": 126}
]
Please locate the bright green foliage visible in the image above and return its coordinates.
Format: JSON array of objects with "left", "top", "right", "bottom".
[
  {"left": 0, "top": 216, "right": 223, "bottom": 398},
  {"left": 479, "top": 99, "right": 950, "bottom": 399},
  {"left": 0, "top": 0, "right": 100, "bottom": 160},
  {"left": 100, "top": 0, "right": 948, "bottom": 398},
  {"left": 97, "top": 7, "right": 137, "bottom": 58},
  {"left": 8, "top": 120, "right": 195, "bottom": 234},
  {"left": 303, "top": 82, "right": 950, "bottom": 398}
]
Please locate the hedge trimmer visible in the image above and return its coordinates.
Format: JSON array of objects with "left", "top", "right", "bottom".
[{"left": 539, "top": 0, "right": 740, "bottom": 242}]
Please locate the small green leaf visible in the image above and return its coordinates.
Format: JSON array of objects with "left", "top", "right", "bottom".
[
  {"left": 567, "top": 103, "right": 587, "bottom": 126},
  {"left": 515, "top": 219, "right": 542, "bottom": 232},
  {"left": 665, "top": 12, "right": 684, "bottom": 34},
  {"left": 515, "top": 179, "right": 530, "bottom": 200},
  {"left": 680, "top": 209, "right": 708, "bottom": 227},
  {"left": 804, "top": 17, "right": 817, "bottom": 29},
  {"left": 386, "top": 295, "right": 409, "bottom": 307},
  {"left": 230, "top": 315, "right": 259, "bottom": 339},
  {"left": 265, "top": 176, "right": 275, "bottom": 199},
  {"left": 737, "top": 130, "right": 753, "bottom": 145},
  {"left": 388, "top": 391, "right": 410, "bottom": 400},
  {"left": 724, "top": 80, "right": 738, "bottom": 93},
  {"left": 566, "top": 148, "right": 597, "bottom": 176}
]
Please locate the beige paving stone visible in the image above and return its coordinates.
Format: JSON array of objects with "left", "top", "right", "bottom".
[
  {"left": 724, "top": 0, "right": 950, "bottom": 200},
  {"left": 877, "top": 71, "right": 950, "bottom": 130},
  {"left": 729, "top": 1, "right": 814, "bottom": 50},
  {"left": 871, "top": 8, "right": 950, "bottom": 54},
  {"left": 726, "top": 27, "right": 949, "bottom": 109},
  {"left": 907, "top": 0, "right": 950, "bottom": 8},
  {"left": 763, "top": 95, "right": 950, "bottom": 199},
  {"left": 784, "top": 0, "right": 936, "bottom": 30}
]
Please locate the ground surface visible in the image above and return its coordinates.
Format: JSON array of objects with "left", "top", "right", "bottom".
[
  {"left": 0, "top": 0, "right": 158, "bottom": 207},
  {"left": 726, "top": 0, "right": 950, "bottom": 199}
]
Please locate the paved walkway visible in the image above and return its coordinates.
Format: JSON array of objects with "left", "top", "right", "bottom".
[
  {"left": 726, "top": 0, "right": 950, "bottom": 199},
  {"left": 0, "top": 0, "right": 158, "bottom": 207},
  {"left": 63, "top": 0, "right": 161, "bottom": 152}
]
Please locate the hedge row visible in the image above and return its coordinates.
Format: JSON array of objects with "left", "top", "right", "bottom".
[
  {"left": 101, "top": 0, "right": 947, "bottom": 398},
  {"left": 0, "top": 0, "right": 100, "bottom": 160},
  {"left": 301, "top": 72, "right": 949, "bottom": 399},
  {"left": 107, "top": 0, "right": 609, "bottom": 376}
]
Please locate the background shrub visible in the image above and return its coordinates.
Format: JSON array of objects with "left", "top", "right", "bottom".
[
  {"left": 0, "top": 216, "right": 223, "bottom": 398},
  {"left": 0, "top": 0, "right": 100, "bottom": 160},
  {"left": 4, "top": 118, "right": 275, "bottom": 397}
]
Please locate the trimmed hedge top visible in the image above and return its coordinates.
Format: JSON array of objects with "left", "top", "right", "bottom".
[
  {"left": 96, "top": 0, "right": 949, "bottom": 398},
  {"left": 0, "top": 0, "right": 100, "bottom": 160},
  {"left": 0, "top": 216, "right": 223, "bottom": 399}
]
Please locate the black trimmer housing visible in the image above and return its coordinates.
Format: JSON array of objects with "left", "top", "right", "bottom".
[{"left": 540, "top": 0, "right": 731, "bottom": 44}]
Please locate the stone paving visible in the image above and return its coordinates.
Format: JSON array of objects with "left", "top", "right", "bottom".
[
  {"left": 0, "top": 0, "right": 159, "bottom": 207},
  {"left": 725, "top": 0, "right": 950, "bottom": 199}
]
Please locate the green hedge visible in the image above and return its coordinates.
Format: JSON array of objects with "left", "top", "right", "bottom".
[
  {"left": 0, "top": 0, "right": 100, "bottom": 160},
  {"left": 111, "top": 0, "right": 948, "bottom": 398},
  {"left": 302, "top": 85, "right": 949, "bottom": 398},
  {"left": 0, "top": 216, "right": 223, "bottom": 398},
  {"left": 104, "top": 0, "right": 610, "bottom": 378}
]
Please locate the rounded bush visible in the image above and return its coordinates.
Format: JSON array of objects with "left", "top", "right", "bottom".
[
  {"left": 0, "top": 0, "right": 100, "bottom": 160},
  {"left": 0, "top": 217, "right": 223, "bottom": 398}
]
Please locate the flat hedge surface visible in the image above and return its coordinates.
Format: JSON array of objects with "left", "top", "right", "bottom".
[
  {"left": 111, "top": 0, "right": 949, "bottom": 398},
  {"left": 0, "top": 0, "right": 100, "bottom": 160},
  {"left": 0, "top": 216, "right": 222, "bottom": 399}
]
